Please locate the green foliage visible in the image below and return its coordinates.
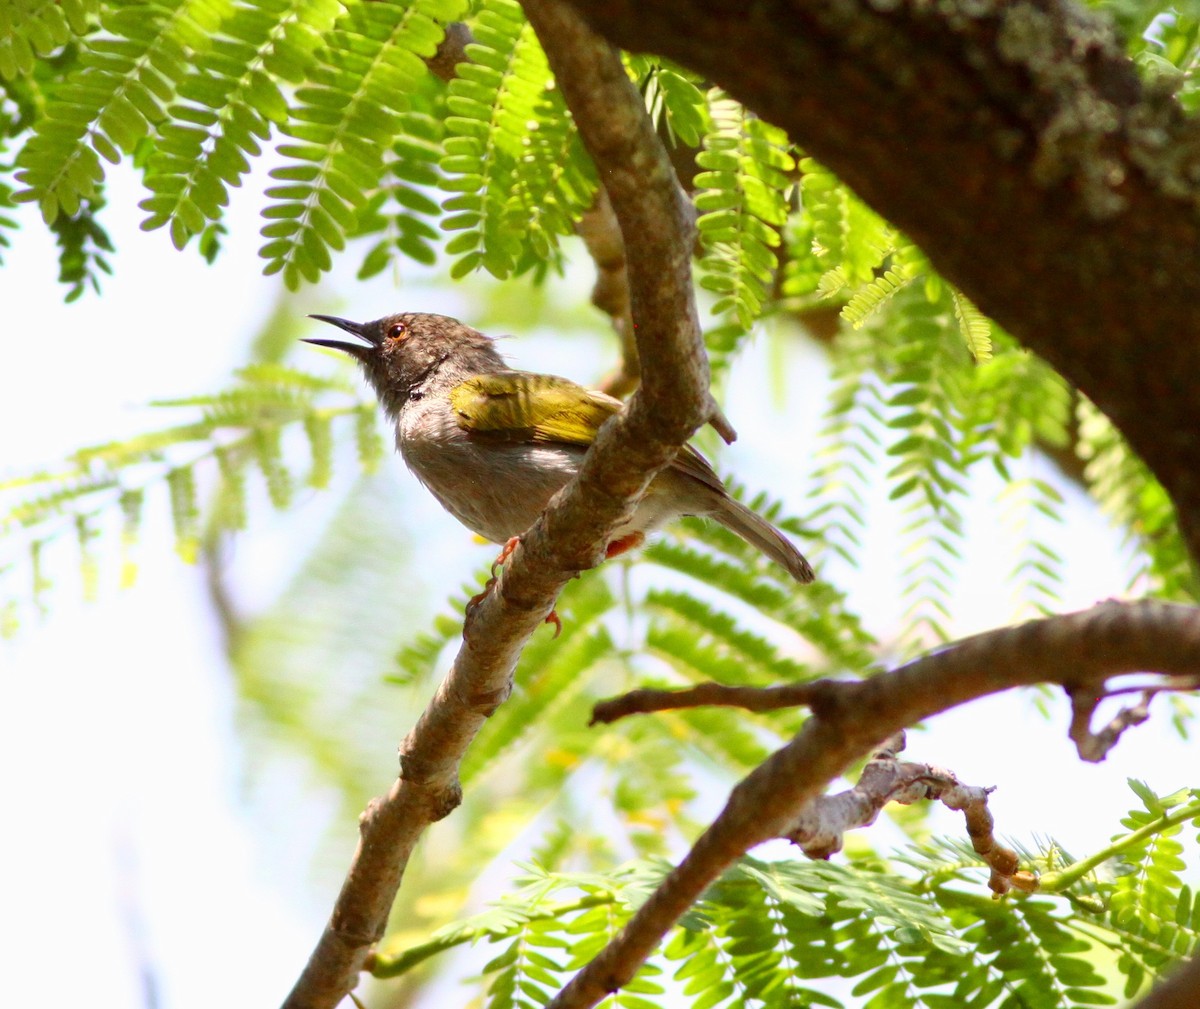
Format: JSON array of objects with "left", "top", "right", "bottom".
[
  {"left": 351, "top": 107, "right": 446, "bottom": 277},
  {"left": 0, "top": 360, "right": 375, "bottom": 627},
  {"left": 0, "top": 0, "right": 97, "bottom": 80},
  {"left": 370, "top": 778, "right": 1200, "bottom": 1008},
  {"left": 694, "top": 91, "right": 793, "bottom": 375},
  {"left": 638, "top": 59, "right": 710, "bottom": 148},
  {"left": 15, "top": 0, "right": 222, "bottom": 223},
  {"left": 1077, "top": 398, "right": 1198, "bottom": 599},
  {"left": 1095, "top": 0, "right": 1200, "bottom": 109},
  {"left": 261, "top": 0, "right": 463, "bottom": 286},
  {"left": 439, "top": 0, "right": 596, "bottom": 279},
  {"left": 799, "top": 157, "right": 892, "bottom": 290},
  {"left": 139, "top": 0, "right": 342, "bottom": 251},
  {"left": 50, "top": 193, "right": 113, "bottom": 300}
]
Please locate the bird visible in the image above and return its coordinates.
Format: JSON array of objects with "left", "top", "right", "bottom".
[{"left": 304, "top": 312, "right": 815, "bottom": 623}]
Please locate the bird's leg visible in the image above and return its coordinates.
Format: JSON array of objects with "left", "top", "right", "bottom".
[
  {"left": 605, "top": 532, "right": 645, "bottom": 558},
  {"left": 464, "top": 536, "right": 561, "bottom": 639}
]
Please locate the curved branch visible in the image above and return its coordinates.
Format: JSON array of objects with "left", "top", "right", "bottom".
[
  {"left": 558, "top": 0, "right": 1200, "bottom": 562},
  {"left": 547, "top": 600, "right": 1200, "bottom": 1009},
  {"left": 280, "top": 5, "right": 713, "bottom": 1007}
]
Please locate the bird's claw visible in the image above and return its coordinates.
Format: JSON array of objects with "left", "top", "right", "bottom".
[
  {"left": 465, "top": 538, "right": 562, "bottom": 640},
  {"left": 491, "top": 536, "right": 521, "bottom": 578},
  {"left": 463, "top": 576, "right": 497, "bottom": 639}
]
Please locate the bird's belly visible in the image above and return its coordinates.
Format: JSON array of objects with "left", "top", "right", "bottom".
[{"left": 401, "top": 431, "right": 583, "bottom": 544}]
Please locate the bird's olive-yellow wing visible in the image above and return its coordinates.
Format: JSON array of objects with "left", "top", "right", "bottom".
[
  {"left": 449, "top": 371, "right": 727, "bottom": 494},
  {"left": 449, "top": 372, "right": 620, "bottom": 447}
]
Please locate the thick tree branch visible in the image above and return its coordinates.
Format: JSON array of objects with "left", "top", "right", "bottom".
[
  {"left": 280, "top": 6, "right": 714, "bottom": 1008},
  {"left": 1133, "top": 954, "right": 1200, "bottom": 1009},
  {"left": 559, "top": 0, "right": 1200, "bottom": 563},
  {"left": 547, "top": 600, "right": 1200, "bottom": 1009}
]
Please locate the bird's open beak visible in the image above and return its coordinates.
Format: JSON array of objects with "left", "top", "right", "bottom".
[{"left": 303, "top": 315, "right": 379, "bottom": 358}]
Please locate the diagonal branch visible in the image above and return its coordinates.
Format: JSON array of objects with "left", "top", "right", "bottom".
[
  {"left": 546, "top": 600, "right": 1200, "bottom": 1009},
  {"left": 279, "top": 6, "right": 714, "bottom": 1008}
]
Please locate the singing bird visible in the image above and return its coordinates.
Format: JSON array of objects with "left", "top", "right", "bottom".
[{"left": 305, "top": 312, "right": 815, "bottom": 595}]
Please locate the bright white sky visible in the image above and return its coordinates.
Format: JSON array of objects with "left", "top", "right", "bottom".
[{"left": 2, "top": 163, "right": 1195, "bottom": 1009}]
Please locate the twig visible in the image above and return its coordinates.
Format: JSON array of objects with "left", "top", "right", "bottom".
[
  {"left": 1039, "top": 797, "right": 1200, "bottom": 892},
  {"left": 1068, "top": 685, "right": 1155, "bottom": 762},
  {"left": 280, "top": 5, "right": 714, "bottom": 1007},
  {"left": 590, "top": 680, "right": 830, "bottom": 724},
  {"left": 781, "top": 734, "right": 1035, "bottom": 894},
  {"left": 545, "top": 600, "right": 1200, "bottom": 1009}
]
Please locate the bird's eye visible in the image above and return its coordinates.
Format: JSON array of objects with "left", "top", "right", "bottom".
[{"left": 387, "top": 321, "right": 407, "bottom": 340}]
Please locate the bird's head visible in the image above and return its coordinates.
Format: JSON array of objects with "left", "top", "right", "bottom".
[{"left": 304, "top": 312, "right": 503, "bottom": 415}]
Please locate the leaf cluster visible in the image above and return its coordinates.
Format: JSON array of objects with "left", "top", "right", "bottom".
[{"left": 374, "top": 780, "right": 1200, "bottom": 1008}]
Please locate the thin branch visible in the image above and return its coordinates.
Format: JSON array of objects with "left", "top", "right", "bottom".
[
  {"left": 1039, "top": 797, "right": 1200, "bottom": 892},
  {"left": 280, "top": 5, "right": 714, "bottom": 1007},
  {"left": 546, "top": 600, "right": 1200, "bottom": 1009},
  {"left": 1068, "top": 684, "right": 1155, "bottom": 762},
  {"left": 781, "top": 732, "right": 1034, "bottom": 893},
  {"left": 590, "top": 680, "right": 829, "bottom": 724}
]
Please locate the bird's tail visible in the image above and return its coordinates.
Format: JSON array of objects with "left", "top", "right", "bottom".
[{"left": 710, "top": 495, "right": 816, "bottom": 584}]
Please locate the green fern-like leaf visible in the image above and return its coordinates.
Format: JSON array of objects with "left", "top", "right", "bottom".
[
  {"left": 460, "top": 574, "right": 617, "bottom": 786},
  {"left": 140, "top": 0, "right": 340, "bottom": 249},
  {"left": 50, "top": 194, "right": 114, "bottom": 300},
  {"left": 0, "top": 174, "right": 16, "bottom": 266},
  {"left": 166, "top": 464, "right": 200, "bottom": 562},
  {"left": 799, "top": 158, "right": 891, "bottom": 286},
  {"left": 440, "top": 0, "right": 596, "bottom": 279},
  {"left": 260, "top": 0, "right": 464, "bottom": 288},
  {"left": 950, "top": 288, "right": 993, "bottom": 362},
  {"left": 644, "top": 588, "right": 811, "bottom": 685},
  {"left": 14, "top": 0, "right": 225, "bottom": 223},
  {"left": 352, "top": 107, "right": 446, "bottom": 277},
  {"left": 1077, "top": 397, "right": 1197, "bottom": 599},
  {"left": 695, "top": 91, "right": 793, "bottom": 370},
  {"left": 805, "top": 325, "right": 887, "bottom": 564},
  {"left": 118, "top": 486, "right": 144, "bottom": 587},
  {"left": 0, "top": 0, "right": 97, "bottom": 81},
  {"left": 880, "top": 294, "right": 972, "bottom": 647},
  {"left": 643, "top": 63, "right": 710, "bottom": 147},
  {"left": 0, "top": 361, "right": 375, "bottom": 619},
  {"left": 841, "top": 265, "right": 916, "bottom": 329}
]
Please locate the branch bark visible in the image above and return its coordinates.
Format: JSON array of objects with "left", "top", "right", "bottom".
[
  {"left": 557, "top": 0, "right": 1200, "bottom": 563},
  {"left": 546, "top": 600, "right": 1200, "bottom": 1009},
  {"left": 279, "top": 6, "right": 713, "bottom": 1008},
  {"left": 1133, "top": 953, "right": 1200, "bottom": 1009}
]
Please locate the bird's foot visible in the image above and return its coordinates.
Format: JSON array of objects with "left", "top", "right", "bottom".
[
  {"left": 465, "top": 537, "right": 562, "bottom": 640},
  {"left": 463, "top": 577, "right": 497, "bottom": 639},
  {"left": 605, "top": 532, "right": 645, "bottom": 558},
  {"left": 491, "top": 536, "right": 521, "bottom": 578}
]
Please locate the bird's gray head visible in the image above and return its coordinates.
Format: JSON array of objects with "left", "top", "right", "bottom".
[{"left": 305, "top": 311, "right": 504, "bottom": 416}]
